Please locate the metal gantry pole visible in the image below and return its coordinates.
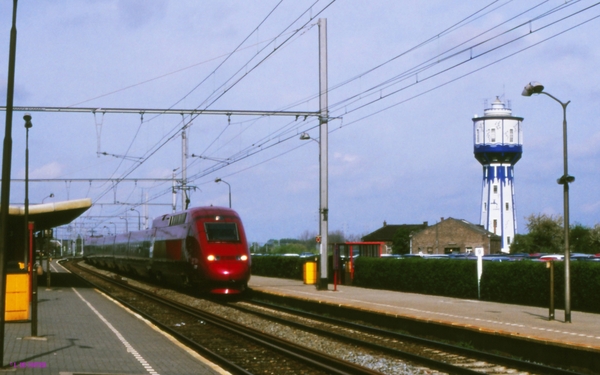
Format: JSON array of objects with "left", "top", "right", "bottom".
[
  {"left": 181, "top": 117, "right": 189, "bottom": 210},
  {"left": 317, "top": 18, "right": 329, "bottom": 290}
]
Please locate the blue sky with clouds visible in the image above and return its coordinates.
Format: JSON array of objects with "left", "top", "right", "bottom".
[{"left": 1, "top": 1, "right": 599, "bottom": 244}]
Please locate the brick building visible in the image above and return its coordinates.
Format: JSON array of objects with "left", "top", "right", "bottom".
[
  {"left": 362, "top": 221, "right": 429, "bottom": 254},
  {"left": 410, "top": 217, "right": 501, "bottom": 255}
]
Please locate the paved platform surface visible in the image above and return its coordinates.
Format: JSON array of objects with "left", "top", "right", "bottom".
[
  {"left": 3, "top": 260, "right": 229, "bottom": 375},
  {"left": 248, "top": 275, "right": 600, "bottom": 353}
]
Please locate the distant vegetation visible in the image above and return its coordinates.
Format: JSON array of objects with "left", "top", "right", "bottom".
[
  {"left": 510, "top": 214, "right": 600, "bottom": 254},
  {"left": 251, "top": 229, "right": 364, "bottom": 255}
]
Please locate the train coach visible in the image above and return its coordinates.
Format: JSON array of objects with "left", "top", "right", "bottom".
[{"left": 84, "top": 206, "right": 251, "bottom": 294}]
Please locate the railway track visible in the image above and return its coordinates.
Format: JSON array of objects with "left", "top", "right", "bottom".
[
  {"left": 64, "top": 260, "right": 588, "bottom": 375},
  {"left": 229, "top": 299, "right": 587, "bottom": 375}
]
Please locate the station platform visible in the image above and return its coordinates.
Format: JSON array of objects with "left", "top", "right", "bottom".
[
  {"left": 248, "top": 275, "right": 600, "bottom": 353},
  {"left": 3, "top": 260, "right": 229, "bottom": 375}
]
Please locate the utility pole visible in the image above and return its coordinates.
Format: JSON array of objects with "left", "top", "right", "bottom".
[
  {"left": 181, "top": 116, "right": 189, "bottom": 210},
  {"left": 317, "top": 18, "right": 329, "bottom": 290},
  {"left": 0, "top": 0, "right": 20, "bottom": 366}
]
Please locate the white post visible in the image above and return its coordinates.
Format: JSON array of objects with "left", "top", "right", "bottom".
[{"left": 476, "top": 247, "right": 484, "bottom": 299}]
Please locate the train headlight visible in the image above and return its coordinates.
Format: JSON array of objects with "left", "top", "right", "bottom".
[
  {"left": 239, "top": 255, "right": 248, "bottom": 261},
  {"left": 207, "top": 255, "right": 216, "bottom": 261}
]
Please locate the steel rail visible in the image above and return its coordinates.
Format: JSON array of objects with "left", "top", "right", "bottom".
[{"left": 243, "top": 299, "right": 586, "bottom": 375}]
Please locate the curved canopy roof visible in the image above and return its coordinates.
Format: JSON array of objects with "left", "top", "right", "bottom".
[{"left": 7, "top": 198, "right": 92, "bottom": 231}]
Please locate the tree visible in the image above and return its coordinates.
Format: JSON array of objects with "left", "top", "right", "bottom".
[
  {"left": 570, "top": 223, "right": 592, "bottom": 254},
  {"left": 590, "top": 224, "right": 600, "bottom": 254},
  {"left": 510, "top": 233, "right": 534, "bottom": 254},
  {"left": 525, "top": 213, "right": 564, "bottom": 254},
  {"left": 392, "top": 226, "right": 413, "bottom": 254}
]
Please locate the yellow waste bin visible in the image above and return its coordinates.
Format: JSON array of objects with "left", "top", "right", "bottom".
[
  {"left": 5, "top": 273, "right": 30, "bottom": 321},
  {"left": 303, "top": 262, "right": 317, "bottom": 285}
]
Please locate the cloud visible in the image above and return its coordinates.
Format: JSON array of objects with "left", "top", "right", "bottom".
[{"left": 30, "top": 162, "right": 63, "bottom": 179}]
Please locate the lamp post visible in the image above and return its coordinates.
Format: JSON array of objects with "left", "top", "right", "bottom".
[
  {"left": 215, "top": 178, "right": 231, "bottom": 208},
  {"left": 119, "top": 216, "right": 129, "bottom": 233},
  {"left": 108, "top": 222, "right": 117, "bottom": 235},
  {"left": 23, "top": 113, "right": 38, "bottom": 336},
  {"left": 42, "top": 193, "right": 54, "bottom": 203},
  {"left": 522, "top": 81, "right": 574, "bottom": 323},
  {"left": 130, "top": 208, "right": 141, "bottom": 230},
  {"left": 23, "top": 114, "right": 31, "bottom": 264}
]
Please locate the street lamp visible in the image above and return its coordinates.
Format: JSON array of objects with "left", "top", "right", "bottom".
[
  {"left": 119, "top": 216, "right": 129, "bottom": 233},
  {"left": 215, "top": 178, "right": 231, "bottom": 208},
  {"left": 23, "top": 113, "right": 38, "bottom": 337},
  {"left": 300, "top": 129, "right": 329, "bottom": 291},
  {"left": 522, "top": 81, "right": 574, "bottom": 323},
  {"left": 42, "top": 193, "right": 54, "bottom": 203},
  {"left": 130, "top": 208, "right": 141, "bottom": 230},
  {"left": 23, "top": 113, "right": 32, "bottom": 262}
]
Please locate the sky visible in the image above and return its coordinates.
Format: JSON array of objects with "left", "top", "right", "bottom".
[{"left": 1, "top": 0, "right": 599, "bottom": 245}]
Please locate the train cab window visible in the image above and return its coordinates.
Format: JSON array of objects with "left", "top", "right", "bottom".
[{"left": 205, "top": 222, "right": 239, "bottom": 242}]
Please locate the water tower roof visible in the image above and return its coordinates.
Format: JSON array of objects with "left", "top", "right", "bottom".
[{"left": 484, "top": 97, "right": 512, "bottom": 117}]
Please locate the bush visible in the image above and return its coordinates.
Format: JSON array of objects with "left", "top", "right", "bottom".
[
  {"left": 251, "top": 255, "right": 600, "bottom": 313},
  {"left": 251, "top": 255, "right": 305, "bottom": 280},
  {"left": 353, "top": 257, "right": 478, "bottom": 299}
]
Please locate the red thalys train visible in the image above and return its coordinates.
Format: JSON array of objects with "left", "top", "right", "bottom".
[{"left": 84, "top": 206, "right": 251, "bottom": 294}]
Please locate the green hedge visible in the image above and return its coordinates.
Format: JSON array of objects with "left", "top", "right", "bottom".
[
  {"left": 480, "top": 261, "right": 600, "bottom": 312},
  {"left": 250, "top": 256, "right": 305, "bottom": 280},
  {"left": 353, "top": 257, "right": 478, "bottom": 299},
  {"left": 250, "top": 256, "right": 600, "bottom": 313}
]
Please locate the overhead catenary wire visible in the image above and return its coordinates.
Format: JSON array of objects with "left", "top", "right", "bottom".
[{"left": 58, "top": 1, "right": 600, "bottom": 229}]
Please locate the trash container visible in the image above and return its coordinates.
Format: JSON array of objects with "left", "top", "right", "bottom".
[{"left": 303, "top": 261, "right": 317, "bottom": 285}]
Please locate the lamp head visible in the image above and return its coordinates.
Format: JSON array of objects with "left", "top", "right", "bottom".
[
  {"left": 23, "top": 113, "right": 32, "bottom": 129},
  {"left": 522, "top": 81, "right": 544, "bottom": 97},
  {"left": 299, "top": 132, "right": 310, "bottom": 140},
  {"left": 215, "top": 178, "right": 222, "bottom": 183}
]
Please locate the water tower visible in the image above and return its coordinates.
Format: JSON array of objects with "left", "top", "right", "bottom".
[{"left": 472, "top": 97, "right": 523, "bottom": 253}]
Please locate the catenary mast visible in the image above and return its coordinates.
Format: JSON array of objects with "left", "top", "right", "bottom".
[{"left": 472, "top": 97, "right": 523, "bottom": 253}]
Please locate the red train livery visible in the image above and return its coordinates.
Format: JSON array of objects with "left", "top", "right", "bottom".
[{"left": 84, "top": 206, "right": 251, "bottom": 294}]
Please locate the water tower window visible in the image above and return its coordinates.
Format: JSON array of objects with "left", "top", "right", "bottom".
[
  {"left": 493, "top": 185, "right": 498, "bottom": 194},
  {"left": 509, "top": 128, "right": 514, "bottom": 142},
  {"left": 476, "top": 129, "right": 480, "bottom": 143},
  {"left": 507, "top": 236, "right": 511, "bottom": 245},
  {"left": 490, "top": 128, "right": 496, "bottom": 142},
  {"left": 505, "top": 202, "right": 509, "bottom": 211}
]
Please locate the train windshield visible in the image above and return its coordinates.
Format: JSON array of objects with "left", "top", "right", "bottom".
[{"left": 205, "top": 222, "right": 239, "bottom": 242}]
